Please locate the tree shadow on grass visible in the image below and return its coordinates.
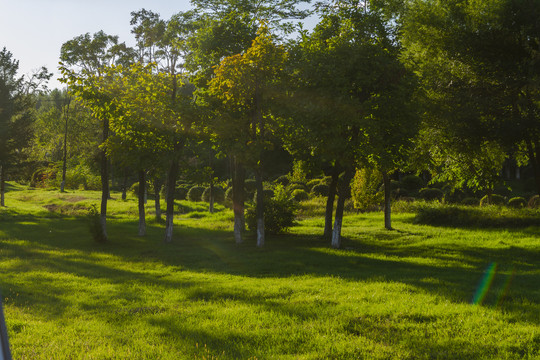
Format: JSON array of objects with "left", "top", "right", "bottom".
[{"left": 0, "top": 212, "right": 538, "bottom": 358}]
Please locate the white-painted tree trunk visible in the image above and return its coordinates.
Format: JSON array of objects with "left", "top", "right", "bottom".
[
  {"left": 164, "top": 214, "right": 174, "bottom": 243},
  {"left": 257, "top": 218, "right": 265, "bottom": 248},
  {"left": 234, "top": 215, "right": 243, "bottom": 244},
  {"left": 331, "top": 216, "right": 342, "bottom": 249}
]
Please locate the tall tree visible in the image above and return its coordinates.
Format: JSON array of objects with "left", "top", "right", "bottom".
[
  {"left": 401, "top": 0, "right": 540, "bottom": 195},
  {"left": 208, "top": 24, "right": 287, "bottom": 247},
  {"left": 0, "top": 48, "right": 51, "bottom": 206},
  {"left": 282, "top": 0, "right": 418, "bottom": 245},
  {"left": 60, "top": 31, "right": 134, "bottom": 241},
  {"left": 130, "top": 10, "right": 198, "bottom": 242},
  {"left": 188, "top": 0, "right": 311, "bottom": 244}
]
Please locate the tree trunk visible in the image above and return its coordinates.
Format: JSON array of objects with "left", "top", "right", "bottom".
[
  {"left": 138, "top": 169, "right": 146, "bottom": 236},
  {"left": 154, "top": 177, "right": 161, "bottom": 221},
  {"left": 0, "top": 163, "right": 5, "bottom": 207},
  {"left": 324, "top": 170, "right": 339, "bottom": 240},
  {"left": 209, "top": 178, "right": 214, "bottom": 214},
  {"left": 255, "top": 169, "right": 265, "bottom": 248},
  {"left": 99, "top": 118, "right": 109, "bottom": 242},
  {"left": 382, "top": 170, "right": 392, "bottom": 230},
  {"left": 60, "top": 99, "right": 70, "bottom": 193},
  {"left": 331, "top": 169, "right": 353, "bottom": 249},
  {"left": 232, "top": 156, "right": 245, "bottom": 244},
  {"left": 525, "top": 138, "right": 540, "bottom": 195},
  {"left": 121, "top": 170, "right": 128, "bottom": 201},
  {"left": 164, "top": 152, "right": 180, "bottom": 243}
]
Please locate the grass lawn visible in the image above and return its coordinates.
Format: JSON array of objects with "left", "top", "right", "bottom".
[{"left": 0, "top": 183, "right": 539, "bottom": 359}]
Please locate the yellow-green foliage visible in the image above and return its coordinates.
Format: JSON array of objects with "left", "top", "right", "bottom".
[{"left": 351, "top": 168, "right": 383, "bottom": 211}]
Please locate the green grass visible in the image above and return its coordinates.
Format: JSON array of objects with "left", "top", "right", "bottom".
[{"left": 0, "top": 184, "right": 539, "bottom": 359}]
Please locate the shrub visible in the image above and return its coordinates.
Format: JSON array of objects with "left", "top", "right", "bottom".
[
  {"left": 287, "top": 183, "right": 307, "bottom": 193},
  {"left": 160, "top": 185, "right": 188, "bottom": 201},
  {"left": 494, "top": 184, "right": 512, "bottom": 197},
  {"left": 321, "top": 176, "right": 333, "bottom": 185},
  {"left": 306, "top": 179, "right": 322, "bottom": 191},
  {"left": 528, "top": 195, "right": 540, "bottom": 209},
  {"left": 419, "top": 187, "right": 444, "bottom": 202},
  {"left": 253, "top": 189, "right": 275, "bottom": 202},
  {"left": 245, "top": 197, "right": 297, "bottom": 234},
  {"left": 400, "top": 175, "right": 425, "bottom": 191},
  {"left": 289, "top": 181, "right": 308, "bottom": 191},
  {"left": 392, "top": 188, "right": 409, "bottom": 199},
  {"left": 244, "top": 179, "right": 257, "bottom": 193},
  {"left": 274, "top": 175, "right": 289, "bottom": 186},
  {"left": 87, "top": 204, "right": 106, "bottom": 243},
  {"left": 187, "top": 186, "right": 205, "bottom": 202},
  {"left": 390, "top": 180, "right": 401, "bottom": 190},
  {"left": 444, "top": 188, "right": 466, "bottom": 204},
  {"left": 225, "top": 187, "right": 233, "bottom": 201},
  {"left": 311, "top": 184, "right": 329, "bottom": 197},
  {"left": 461, "top": 197, "right": 479, "bottom": 206},
  {"left": 414, "top": 203, "right": 540, "bottom": 228},
  {"left": 291, "top": 189, "right": 309, "bottom": 201},
  {"left": 175, "top": 186, "right": 189, "bottom": 200},
  {"left": 480, "top": 194, "right": 505, "bottom": 206},
  {"left": 202, "top": 186, "right": 225, "bottom": 203},
  {"left": 351, "top": 168, "right": 383, "bottom": 211},
  {"left": 130, "top": 182, "right": 146, "bottom": 197},
  {"left": 508, "top": 197, "right": 526, "bottom": 208}
]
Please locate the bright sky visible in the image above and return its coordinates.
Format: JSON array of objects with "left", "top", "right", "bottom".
[{"left": 0, "top": 0, "right": 191, "bottom": 89}]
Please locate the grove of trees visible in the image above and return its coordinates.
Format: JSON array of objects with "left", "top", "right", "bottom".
[{"left": 1, "top": 0, "right": 539, "bottom": 247}]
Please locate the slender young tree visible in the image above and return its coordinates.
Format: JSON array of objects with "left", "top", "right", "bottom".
[
  {"left": 0, "top": 48, "right": 51, "bottom": 206},
  {"left": 208, "top": 24, "right": 287, "bottom": 247},
  {"left": 60, "top": 31, "right": 134, "bottom": 241}
]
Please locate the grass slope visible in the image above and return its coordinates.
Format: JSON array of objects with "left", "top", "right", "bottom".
[{"left": 0, "top": 185, "right": 539, "bottom": 359}]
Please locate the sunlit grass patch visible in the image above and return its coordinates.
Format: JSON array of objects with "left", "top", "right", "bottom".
[{"left": 0, "top": 185, "right": 538, "bottom": 359}]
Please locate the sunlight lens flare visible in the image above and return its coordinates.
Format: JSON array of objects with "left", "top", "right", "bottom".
[
  {"left": 495, "top": 267, "right": 516, "bottom": 307},
  {"left": 472, "top": 262, "right": 497, "bottom": 305}
]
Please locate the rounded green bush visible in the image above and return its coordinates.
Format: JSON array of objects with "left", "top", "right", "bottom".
[
  {"left": 291, "top": 189, "right": 309, "bottom": 201},
  {"left": 480, "top": 194, "right": 505, "bottom": 206},
  {"left": 160, "top": 185, "right": 188, "bottom": 201},
  {"left": 287, "top": 183, "right": 307, "bottom": 193},
  {"left": 187, "top": 186, "right": 205, "bottom": 202},
  {"left": 312, "top": 183, "right": 329, "bottom": 197},
  {"left": 289, "top": 181, "right": 308, "bottom": 191},
  {"left": 202, "top": 186, "right": 225, "bottom": 203},
  {"left": 391, "top": 188, "right": 409, "bottom": 199},
  {"left": 508, "top": 197, "right": 526, "bottom": 208},
  {"left": 274, "top": 175, "right": 289, "bottom": 186},
  {"left": 461, "top": 197, "right": 479, "bottom": 206},
  {"left": 253, "top": 189, "right": 275, "bottom": 203},
  {"left": 244, "top": 179, "right": 257, "bottom": 193},
  {"left": 225, "top": 187, "right": 233, "bottom": 201},
  {"left": 306, "top": 179, "right": 322, "bottom": 191},
  {"left": 419, "top": 187, "right": 444, "bottom": 201},
  {"left": 245, "top": 197, "right": 296, "bottom": 234},
  {"left": 400, "top": 175, "right": 425, "bottom": 191},
  {"left": 528, "top": 195, "right": 540, "bottom": 209}
]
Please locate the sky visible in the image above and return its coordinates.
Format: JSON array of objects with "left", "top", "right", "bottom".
[{"left": 0, "top": 0, "right": 192, "bottom": 89}]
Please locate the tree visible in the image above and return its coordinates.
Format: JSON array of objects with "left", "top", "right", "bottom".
[
  {"left": 32, "top": 91, "right": 100, "bottom": 191},
  {"left": 129, "top": 10, "right": 198, "bottom": 242},
  {"left": 401, "top": 0, "right": 540, "bottom": 195},
  {"left": 208, "top": 24, "right": 287, "bottom": 247},
  {"left": 188, "top": 0, "right": 311, "bottom": 245},
  {"left": 282, "top": 0, "right": 418, "bottom": 245},
  {"left": 0, "top": 48, "right": 51, "bottom": 206},
  {"left": 60, "top": 31, "right": 135, "bottom": 241}
]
